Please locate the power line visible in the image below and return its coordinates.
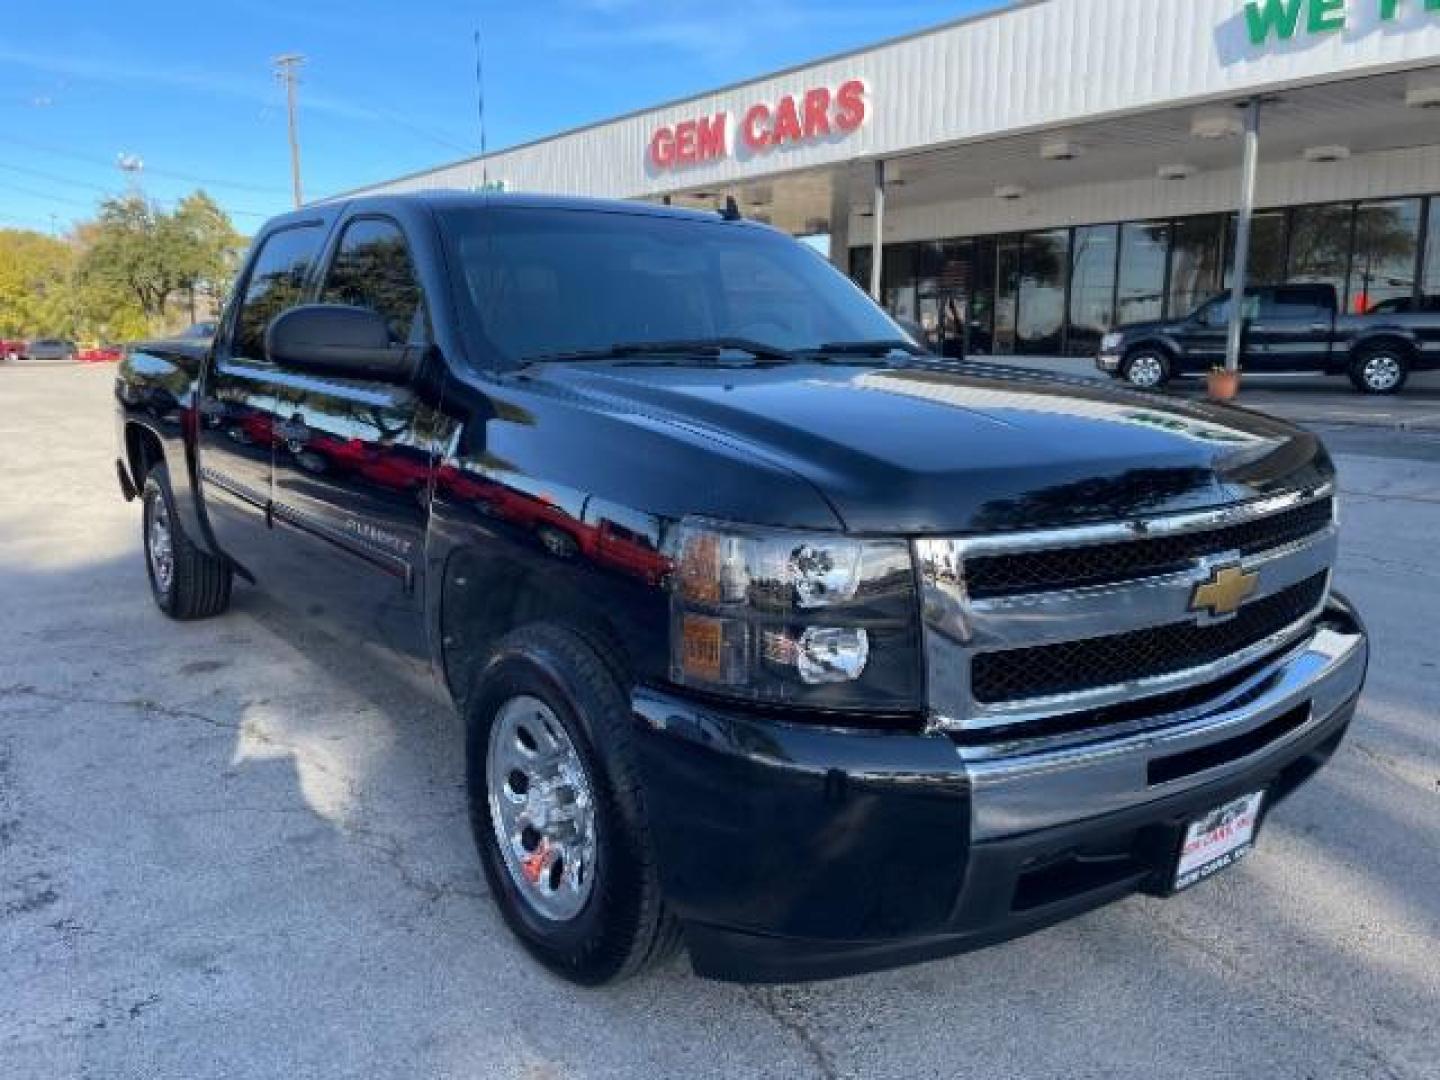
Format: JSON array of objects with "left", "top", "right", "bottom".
[
  {"left": 0, "top": 133, "right": 291, "bottom": 195},
  {"left": 0, "top": 175, "right": 270, "bottom": 223},
  {"left": 0, "top": 180, "right": 94, "bottom": 209},
  {"left": 0, "top": 161, "right": 115, "bottom": 195}
]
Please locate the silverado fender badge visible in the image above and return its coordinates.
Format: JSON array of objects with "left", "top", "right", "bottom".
[{"left": 1190, "top": 564, "right": 1260, "bottom": 619}]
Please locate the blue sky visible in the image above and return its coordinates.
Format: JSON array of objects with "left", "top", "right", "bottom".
[{"left": 0, "top": 0, "right": 994, "bottom": 236}]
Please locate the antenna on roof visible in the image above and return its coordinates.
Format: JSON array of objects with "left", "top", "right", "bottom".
[
  {"left": 720, "top": 195, "right": 742, "bottom": 221},
  {"left": 473, "top": 28, "right": 488, "bottom": 187}
]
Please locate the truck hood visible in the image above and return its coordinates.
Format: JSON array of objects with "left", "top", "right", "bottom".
[{"left": 533, "top": 360, "right": 1332, "bottom": 534}]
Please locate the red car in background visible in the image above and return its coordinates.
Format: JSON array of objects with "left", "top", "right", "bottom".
[
  {"left": 78, "top": 344, "right": 124, "bottom": 363},
  {"left": 1, "top": 339, "right": 25, "bottom": 361}
]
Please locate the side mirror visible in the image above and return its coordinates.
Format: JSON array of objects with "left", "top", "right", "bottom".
[{"left": 265, "top": 304, "right": 413, "bottom": 382}]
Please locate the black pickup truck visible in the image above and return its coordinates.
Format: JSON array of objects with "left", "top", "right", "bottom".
[
  {"left": 1097, "top": 282, "right": 1440, "bottom": 393},
  {"left": 115, "top": 193, "right": 1368, "bottom": 984}
]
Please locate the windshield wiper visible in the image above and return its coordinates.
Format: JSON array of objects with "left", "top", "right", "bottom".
[
  {"left": 520, "top": 338, "right": 797, "bottom": 366},
  {"left": 805, "top": 339, "right": 927, "bottom": 359}
]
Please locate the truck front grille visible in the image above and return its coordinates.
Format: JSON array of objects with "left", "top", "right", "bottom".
[
  {"left": 916, "top": 487, "right": 1338, "bottom": 736},
  {"left": 964, "top": 497, "right": 1333, "bottom": 599},
  {"left": 971, "top": 572, "right": 1328, "bottom": 704}
]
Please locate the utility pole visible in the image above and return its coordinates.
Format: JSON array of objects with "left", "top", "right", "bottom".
[{"left": 274, "top": 53, "right": 306, "bottom": 208}]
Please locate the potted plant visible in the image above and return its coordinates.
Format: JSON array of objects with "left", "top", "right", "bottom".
[{"left": 1207, "top": 366, "right": 1241, "bottom": 401}]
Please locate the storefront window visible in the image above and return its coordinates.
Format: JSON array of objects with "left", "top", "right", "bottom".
[
  {"left": 849, "top": 246, "right": 872, "bottom": 294},
  {"left": 1117, "top": 222, "right": 1169, "bottom": 326},
  {"left": 916, "top": 239, "right": 981, "bottom": 357},
  {"left": 1287, "top": 203, "right": 1353, "bottom": 307},
  {"left": 994, "top": 237, "right": 1021, "bottom": 354},
  {"left": 967, "top": 237, "right": 997, "bottom": 355},
  {"left": 1016, "top": 229, "right": 1068, "bottom": 355},
  {"left": 1224, "top": 210, "right": 1287, "bottom": 289},
  {"left": 1349, "top": 199, "right": 1421, "bottom": 313},
  {"left": 1425, "top": 198, "right": 1440, "bottom": 307},
  {"left": 1169, "top": 215, "right": 1224, "bottom": 318},
  {"left": 1067, "top": 225, "right": 1118, "bottom": 356},
  {"left": 881, "top": 242, "right": 919, "bottom": 325}
]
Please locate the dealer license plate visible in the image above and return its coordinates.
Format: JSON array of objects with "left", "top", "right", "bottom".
[{"left": 1173, "top": 791, "right": 1264, "bottom": 892}]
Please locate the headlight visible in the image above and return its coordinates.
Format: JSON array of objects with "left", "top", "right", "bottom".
[
  {"left": 669, "top": 519, "right": 922, "bottom": 713},
  {"left": 1100, "top": 332, "right": 1123, "bottom": 351}
]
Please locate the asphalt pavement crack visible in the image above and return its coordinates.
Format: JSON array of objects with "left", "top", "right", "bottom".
[
  {"left": 345, "top": 822, "right": 489, "bottom": 905},
  {"left": 743, "top": 986, "right": 841, "bottom": 1080}
]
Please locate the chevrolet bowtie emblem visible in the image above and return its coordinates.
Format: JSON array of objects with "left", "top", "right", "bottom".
[{"left": 1191, "top": 564, "right": 1259, "bottom": 619}]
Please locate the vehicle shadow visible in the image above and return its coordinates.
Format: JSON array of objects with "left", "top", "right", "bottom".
[{"left": 2, "top": 539, "right": 1437, "bottom": 1079}]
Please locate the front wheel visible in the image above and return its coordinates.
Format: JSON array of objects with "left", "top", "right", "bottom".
[
  {"left": 1121, "top": 348, "right": 1171, "bottom": 389},
  {"left": 1348, "top": 348, "right": 1409, "bottom": 394},
  {"left": 142, "top": 464, "right": 233, "bottom": 619},
  {"left": 465, "top": 624, "right": 680, "bottom": 984}
]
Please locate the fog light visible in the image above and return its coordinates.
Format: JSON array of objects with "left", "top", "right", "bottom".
[{"left": 764, "top": 627, "right": 869, "bottom": 685}]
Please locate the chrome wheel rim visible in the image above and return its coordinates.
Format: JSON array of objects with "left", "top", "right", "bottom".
[
  {"left": 1362, "top": 354, "right": 1401, "bottom": 391},
  {"left": 487, "top": 695, "right": 597, "bottom": 922},
  {"left": 1127, "top": 354, "right": 1163, "bottom": 388},
  {"left": 147, "top": 496, "right": 175, "bottom": 595}
]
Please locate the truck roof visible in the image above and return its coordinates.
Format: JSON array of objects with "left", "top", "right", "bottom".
[{"left": 264, "top": 191, "right": 736, "bottom": 233}]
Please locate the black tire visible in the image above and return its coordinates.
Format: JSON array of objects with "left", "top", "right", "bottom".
[
  {"left": 1348, "top": 346, "right": 1409, "bottom": 395},
  {"left": 465, "top": 623, "right": 681, "bottom": 985},
  {"left": 1120, "top": 347, "right": 1172, "bottom": 389},
  {"left": 142, "top": 464, "right": 233, "bottom": 620}
]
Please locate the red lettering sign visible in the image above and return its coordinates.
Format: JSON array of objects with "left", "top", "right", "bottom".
[
  {"left": 647, "top": 81, "right": 867, "bottom": 170},
  {"left": 741, "top": 103, "right": 771, "bottom": 152}
]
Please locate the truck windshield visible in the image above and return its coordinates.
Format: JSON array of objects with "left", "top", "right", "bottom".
[{"left": 439, "top": 206, "right": 906, "bottom": 366}]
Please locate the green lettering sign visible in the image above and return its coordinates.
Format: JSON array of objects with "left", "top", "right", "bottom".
[
  {"left": 1245, "top": 0, "right": 1308, "bottom": 44},
  {"left": 1380, "top": 0, "right": 1440, "bottom": 17},
  {"left": 1308, "top": 0, "right": 1347, "bottom": 28},
  {"left": 1249, "top": 0, "right": 1440, "bottom": 44}
]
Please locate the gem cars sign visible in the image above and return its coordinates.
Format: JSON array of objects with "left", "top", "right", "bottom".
[{"left": 647, "top": 80, "right": 868, "bottom": 171}]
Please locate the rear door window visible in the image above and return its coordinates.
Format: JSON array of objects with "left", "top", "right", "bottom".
[{"left": 1261, "top": 286, "right": 1331, "bottom": 321}]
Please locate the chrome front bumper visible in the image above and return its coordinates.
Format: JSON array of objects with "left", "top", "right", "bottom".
[{"left": 959, "top": 602, "right": 1367, "bottom": 840}]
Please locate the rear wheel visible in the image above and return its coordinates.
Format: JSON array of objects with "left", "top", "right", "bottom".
[
  {"left": 465, "top": 624, "right": 680, "bottom": 984},
  {"left": 142, "top": 464, "right": 233, "bottom": 619},
  {"left": 1348, "top": 347, "right": 1409, "bottom": 394},
  {"left": 1121, "top": 348, "right": 1171, "bottom": 389}
]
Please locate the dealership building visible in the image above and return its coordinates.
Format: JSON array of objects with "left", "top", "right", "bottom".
[{"left": 354, "top": 0, "right": 1440, "bottom": 356}]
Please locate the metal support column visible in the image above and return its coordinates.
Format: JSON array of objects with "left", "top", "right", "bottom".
[
  {"left": 828, "top": 168, "right": 852, "bottom": 275},
  {"left": 1225, "top": 100, "right": 1261, "bottom": 374},
  {"left": 869, "top": 159, "right": 886, "bottom": 302}
]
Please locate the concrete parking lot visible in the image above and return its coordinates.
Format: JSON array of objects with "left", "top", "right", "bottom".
[{"left": 2, "top": 363, "right": 1438, "bottom": 1079}]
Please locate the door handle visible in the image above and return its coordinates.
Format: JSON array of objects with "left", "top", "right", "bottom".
[{"left": 1308, "top": 323, "right": 1330, "bottom": 332}]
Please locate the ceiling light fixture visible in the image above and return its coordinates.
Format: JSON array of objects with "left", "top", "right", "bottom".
[
  {"left": 1404, "top": 73, "right": 1440, "bottom": 109},
  {"left": 1191, "top": 108, "right": 1243, "bottom": 140},
  {"left": 1302, "top": 144, "right": 1351, "bottom": 163},
  {"left": 1157, "top": 163, "right": 1198, "bottom": 180},
  {"left": 1040, "top": 138, "right": 1081, "bottom": 161}
]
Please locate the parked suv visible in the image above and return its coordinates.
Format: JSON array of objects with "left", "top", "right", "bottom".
[
  {"left": 115, "top": 194, "right": 1368, "bottom": 984},
  {"left": 1098, "top": 283, "right": 1440, "bottom": 393}
]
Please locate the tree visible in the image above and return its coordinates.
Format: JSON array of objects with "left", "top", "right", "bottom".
[
  {"left": 169, "top": 191, "right": 245, "bottom": 321},
  {"left": 77, "top": 191, "right": 244, "bottom": 329},
  {"left": 79, "top": 196, "right": 183, "bottom": 322},
  {"left": 0, "top": 229, "right": 75, "bottom": 336}
]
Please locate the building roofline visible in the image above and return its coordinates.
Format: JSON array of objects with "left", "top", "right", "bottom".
[{"left": 329, "top": 0, "right": 1044, "bottom": 200}]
